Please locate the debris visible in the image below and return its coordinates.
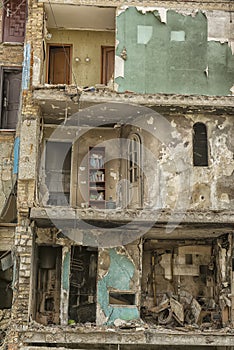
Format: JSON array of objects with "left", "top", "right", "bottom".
[
  {"left": 190, "top": 298, "right": 202, "bottom": 324},
  {"left": 170, "top": 297, "right": 184, "bottom": 325},
  {"left": 114, "top": 318, "right": 126, "bottom": 327}
]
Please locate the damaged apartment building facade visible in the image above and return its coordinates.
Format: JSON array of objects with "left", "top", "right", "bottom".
[{"left": 0, "top": 0, "right": 234, "bottom": 349}]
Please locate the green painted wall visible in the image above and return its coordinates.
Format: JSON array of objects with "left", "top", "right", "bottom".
[
  {"left": 62, "top": 250, "right": 70, "bottom": 291},
  {"left": 97, "top": 248, "right": 139, "bottom": 324},
  {"left": 116, "top": 8, "right": 234, "bottom": 96}
]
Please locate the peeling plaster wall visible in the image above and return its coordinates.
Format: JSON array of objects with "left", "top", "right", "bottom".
[
  {"left": 116, "top": 7, "right": 234, "bottom": 96},
  {"left": 44, "top": 29, "right": 115, "bottom": 86},
  {"left": 41, "top": 114, "right": 234, "bottom": 212},
  {"left": 0, "top": 133, "right": 15, "bottom": 214},
  {"left": 97, "top": 244, "right": 141, "bottom": 325},
  {"left": 120, "top": 114, "right": 234, "bottom": 211}
]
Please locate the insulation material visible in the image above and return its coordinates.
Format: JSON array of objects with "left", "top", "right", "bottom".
[{"left": 115, "top": 55, "right": 125, "bottom": 78}]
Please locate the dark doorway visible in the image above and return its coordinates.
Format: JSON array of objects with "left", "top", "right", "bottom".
[
  {"left": 48, "top": 45, "right": 71, "bottom": 84},
  {"left": 0, "top": 252, "right": 13, "bottom": 309},
  {"left": 0, "top": 69, "right": 22, "bottom": 129},
  {"left": 2, "top": 0, "right": 27, "bottom": 43},
  {"left": 101, "top": 46, "right": 115, "bottom": 85},
  {"left": 35, "top": 246, "right": 62, "bottom": 325},
  {"left": 69, "top": 246, "right": 98, "bottom": 323}
]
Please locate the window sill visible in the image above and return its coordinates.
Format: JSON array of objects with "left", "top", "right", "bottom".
[
  {"left": 0, "top": 129, "right": 16, "bottom": 132},
  {"left": 2, "top": 42, "right": 24, "bottom": 46}
]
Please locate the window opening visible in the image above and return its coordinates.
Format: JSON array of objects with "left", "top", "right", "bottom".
[
  {"left": 45, "top": 141, "right": 71, "bottom": 206},
  {"left": 109, "top": 292, "right": 135, "bottom": 306},
  {"left": 128, "top": 135, "right": 141, "bottom": 184},
  {"left": 185, "top": 254, "right": 193, "bottom": 265},
  {"left": 193, "top": 123, "right": 208, "bottom": 166}
]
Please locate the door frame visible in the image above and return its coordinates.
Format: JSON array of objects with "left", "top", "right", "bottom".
[
  {"left": 46, "top": 44, "right": 72, "bottom": 84},
  {"left": 127, "top": 133, "right": 143, "bottom": 209},
  {"left": 101, "top": 46, "right": 115, "bottom": 85},
  {"left": 0, "top": 66, "right": 22, "bottom": 130}
]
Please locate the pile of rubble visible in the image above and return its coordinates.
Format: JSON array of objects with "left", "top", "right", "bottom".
[
  {"left": 142, "top": 292, "right": 222, "bottom": 329},
  {"left": 0, "top": 309, "right": 11, "bottom": 347}
]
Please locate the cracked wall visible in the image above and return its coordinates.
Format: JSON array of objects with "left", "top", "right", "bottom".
[
  {"left": 116, "top": 7, "right": 234, "bottom": 95},
  {"left": 0, "top": 133, "right": 16, "bottom": 216},
  {"left": 120, "top": 113, "right": 234, "bottom": 211},
  {"left": 40, "top": 113, "right": 234, "bottom": 212}
]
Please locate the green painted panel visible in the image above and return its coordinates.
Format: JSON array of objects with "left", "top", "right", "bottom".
[
  {"left": 116, "top": 7, "right": 234, "bottom": 96},
  {"left": 62, "top": 251, "right": 70, "bottom": 291},
  {"left": 97, "top": 248, "right": 139, "bottom": 324}
]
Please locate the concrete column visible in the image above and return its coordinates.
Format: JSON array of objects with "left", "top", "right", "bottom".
[{"left": 60, "top": 246, "right": 71, "bottom": 325}]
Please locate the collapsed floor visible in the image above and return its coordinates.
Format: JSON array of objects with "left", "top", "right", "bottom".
[
  {"left": 141, "top": 235, "right": 232, "bottom": 329},
  {"left": 2, "top": 227, "right": 230, "bottom": 329}
]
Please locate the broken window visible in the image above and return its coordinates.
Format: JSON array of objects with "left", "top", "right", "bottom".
[
  {"left": 45, "top": 141, "right": 71, "bottom": 206},
  {"left": 193, "top": 123, "right": 208, "bottom": 166},
  {"left": 0, "top": 69, "right": 22, "bottom": 129},
  {"left": 2, "top": 0, "right": 27, "bottom": 43},
  {"left": 69, "top": 246, "right": 97, "bottom": 323},
  {"left": 0, "top": 252, "right": 13, "bottom": 309},
  {"left": 35, "top": 246, "right": 62, "bottom": 325}
]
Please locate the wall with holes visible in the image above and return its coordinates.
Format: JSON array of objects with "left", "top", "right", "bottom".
[{"left": 119, "top": 113, "right": 234, "bottom": 211}]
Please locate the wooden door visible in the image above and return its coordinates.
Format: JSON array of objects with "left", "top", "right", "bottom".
[
  {"left": 101, "top": 46, "right": 115, "bottom": 85},
  {"left": 1, "top": 70, "right": 22, "bottom": 129},
  {"left": 2, "top": 0, "right": 27, "bottom": 43},
  {"left": 48, "top": 46, "right": 71, "bottom": 84}
]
